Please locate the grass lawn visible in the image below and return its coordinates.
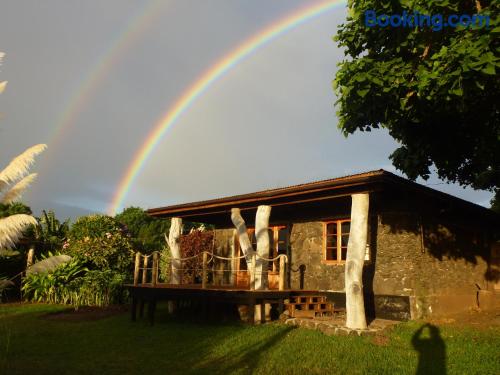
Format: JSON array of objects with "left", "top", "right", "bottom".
[{"left": 0, "top": 303, "right": 499, "bottom": 374}]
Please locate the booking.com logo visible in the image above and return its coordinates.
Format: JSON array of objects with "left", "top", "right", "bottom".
[{"left": 365, "top": 10, "right": 490, "bottom": 31}]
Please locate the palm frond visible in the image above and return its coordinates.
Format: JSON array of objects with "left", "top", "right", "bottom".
[
  {"left": 0, "top": 144, "right": 47, "bottom": 192},
  {"left": 0, "top": 214, "right": 37, "bottom": 249},
  {"left": 1, "top": 173, "right": 37, "bottom": 204},
  {"left": 26, "top": 254, "right": 72, "bottom": 275},
  {"left": 0, "top": 81, "right": 7, "bottom": 94}
]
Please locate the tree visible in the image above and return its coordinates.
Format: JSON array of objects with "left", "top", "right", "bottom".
[
  {"left": 0, "top": 52, "right": 46, "bottom": 250},
  {"left": 334, "top": 1, "right": 499, "bottom": 205},
  {"left": 115, "top": 206, "right": 171, "bottom": 253}
]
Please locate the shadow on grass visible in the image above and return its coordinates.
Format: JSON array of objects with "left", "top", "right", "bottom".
[
  {"left": 193, "top": 325, "right": 297, "bottom": 373},
  {"left": 411, "top": 323, "right": 446, "bottom": 375}
]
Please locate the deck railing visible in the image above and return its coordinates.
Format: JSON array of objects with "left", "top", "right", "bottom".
[{"left": 133, "top": 251, "right": 288, "bottom": 291}]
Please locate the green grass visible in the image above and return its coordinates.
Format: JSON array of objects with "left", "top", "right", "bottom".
[{"left": 0, "top": 303, "right": 498, "bottom": 374}]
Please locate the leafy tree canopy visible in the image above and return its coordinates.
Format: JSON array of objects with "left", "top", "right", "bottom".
[
  {"left": 115, "top": 206, "right": 171, "bottom": 253},
  {"left": 334, "top": 0, "right": 499, "bottom": 206},
  {"left": 69, "top": 214, "right": 122, "bottom": 240}
]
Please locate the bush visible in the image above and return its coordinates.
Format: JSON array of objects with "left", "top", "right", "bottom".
[
  {"left": 66, "top": 270, "right": 127, "bottom": 308},
  {"left": 64, "top": 215, "right": 134, "bottom": 274},
  {"left": 22, "top": 260, "right": 127, "bottom": 308},
  {"left": 69, "top": 214, "right": 122, "bottom": 240},
  {"left": 22, "top": 257, "right": 87, "bottom": 304},
  {"left": 179, "top": 229, "right": 214, "bottom": 282}
]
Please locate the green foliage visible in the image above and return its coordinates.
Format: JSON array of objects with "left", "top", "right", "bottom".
[
  {"left": 115, "top": 206, "right": 170, "bottom": 254},
  {"left": 64, "top": 270, "right": 126, "bottom": 308},
  {"left": 31, "top": 210, "right": 70, "bottom": 255},
  {"left": 65, "top": 214, "right": 134, "bottom": 273},
  {"left": 69, "top": 214, "right": 121, "bottom": 240},
  {"left": 0, "top": 202, "right": 31, "bottom": 218},
  {"left": 22, "top": 260, "right": 126, "bottom": 308},
  {"left": 334, "top": 1, "right": 499, "bottom": 192},
  {"left": 64, "top": 233, "right": 133, "bottom": 274},
  {"left": 22, "top": 257, "right": 88, "bottom": 304}
]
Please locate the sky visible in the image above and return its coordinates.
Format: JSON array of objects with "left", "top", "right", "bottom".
[{"left": 0, "top": 0, "right": 494, "bottom": 220}]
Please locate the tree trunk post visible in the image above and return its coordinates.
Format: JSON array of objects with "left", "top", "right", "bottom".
[
  {"left": 166, "top": 217, "right": 183, "bottom": 285},
  {"left": 133, "top": 252, "right": 141, "bottom": 286},
  {"left": 202, "top": 251, "right": 207, "bottom": 289},
  {"left": 345, "top": 193, "right": 369, "bottom": 330},
  {"left": 255, "top": 205, "right": 271, "bottom": 290},
  {"left": 231, "top": 208, "right": 256, "bottom": 287}
]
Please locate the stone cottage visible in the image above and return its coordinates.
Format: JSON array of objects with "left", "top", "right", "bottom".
[{"left": 148, "top": 170, "right": 499, "bottom": 320}]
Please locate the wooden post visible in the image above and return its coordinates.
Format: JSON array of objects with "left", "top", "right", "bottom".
[
  {"left": 134, "top": 252, "right": 141, "bottom": 286},
  {"left": 279, "top": 255, "right": 286, "bottom": 291},
  {"left": 202, "top": 252, "right": 207, "bottom": 289},
  {"left": 152, "top": 252, "right": 159, "bottom": 286},
  {"left": 26, "top": 247, "right": 35, "bottom": 268},
  {"left": 142, "top": 255, "right": 148, "bottom": 284},
  {"left": 250, "top": 253, "right": 256, "bottom": 290}
]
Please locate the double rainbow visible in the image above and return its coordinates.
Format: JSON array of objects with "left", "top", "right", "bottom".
[{"left": 109, "top": 0, "right": 345, "bottom": 215}]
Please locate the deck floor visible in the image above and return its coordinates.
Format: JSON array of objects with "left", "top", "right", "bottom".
[{"left": 125, "top": 284, "right": 325, "bottom": 324}]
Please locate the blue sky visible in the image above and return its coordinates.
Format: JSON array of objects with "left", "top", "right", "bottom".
[{"left": 0, "top": 0, "right": 493, "bottom": 220}]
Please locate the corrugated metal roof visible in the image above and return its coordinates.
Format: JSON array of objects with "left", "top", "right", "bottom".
[{"left": 147, "top": 169, "right": 388, "bottom": 215}]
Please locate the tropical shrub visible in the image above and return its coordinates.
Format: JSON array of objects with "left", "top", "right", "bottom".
[
  {"left": 22, "top": 259, "right": 127, "bottom": 308},
  {"left": 69, "top": 214, "right": 121, "bottom": 240},
  {"left": 22, "top": 257, "right": 87, "bottom": 304},
  {"left": 66, "top": 270, "right": 127, "bottom": 307},
  {"left": 31, "top": 210, "right": 70, "bottom": 255},
  {"left": 64, "top": 215, "right": 134, "bottom": 273}
]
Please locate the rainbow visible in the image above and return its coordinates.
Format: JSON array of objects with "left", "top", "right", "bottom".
[
  {"left": 109, "top": 0, "right": 346, "bottom": 215},
  {"left": 33, "top": 0, "right": 167, "bottom": 178}
]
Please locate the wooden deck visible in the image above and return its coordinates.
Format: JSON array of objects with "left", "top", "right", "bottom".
[{"left": 125, "top": 283, "right": 324, "bottom": 324}]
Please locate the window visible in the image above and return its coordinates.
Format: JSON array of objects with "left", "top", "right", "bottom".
[
  {"left": 236, "top": 226, "right": 288, "bottom": 270},
  {"left": 323, "top": 219, "right": 371, "bottom": 264},
  {"left": 323, "top": 219, "right": 350, "bottom": 263}
]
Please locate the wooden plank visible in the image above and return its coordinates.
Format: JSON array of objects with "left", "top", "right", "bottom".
[{"left": 133, "top": 253, "right": 141, "bottom": 286}]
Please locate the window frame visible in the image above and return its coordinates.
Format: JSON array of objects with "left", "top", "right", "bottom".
[
  {"left": 235, "top": 225, "right": 287, "bottom": 271},
  {"left": 322, "top": 219, "right": 351, "bottom": 265}
]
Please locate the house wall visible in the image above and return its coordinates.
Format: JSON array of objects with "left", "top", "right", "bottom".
[
  {"left": 288, "top": 212, "right": 496, "bottom": 319},
  {"left": 213, "top": 208, "right": 496, "bottom": 319}
]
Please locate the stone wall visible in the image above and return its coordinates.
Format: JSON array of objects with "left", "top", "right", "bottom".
[
  {"left": 289, "top": 222, "right": 344, "bottom": 291},
  {"left": 411, "top": 219, "right": 492, "bottom": 317},
  {"left": 213, "top": 229, "right": 236, "bottom": 285},
  {"left": 288, "top": 212, "right": 495, "bottom": 319}
]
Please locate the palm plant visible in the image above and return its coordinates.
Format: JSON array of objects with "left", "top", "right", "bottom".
[
  {"left": 0, "top": 52, "right": 47, "bottom": 250},
  {"left": 33, "top": 210, "right": 70, "bottom": 253}
]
